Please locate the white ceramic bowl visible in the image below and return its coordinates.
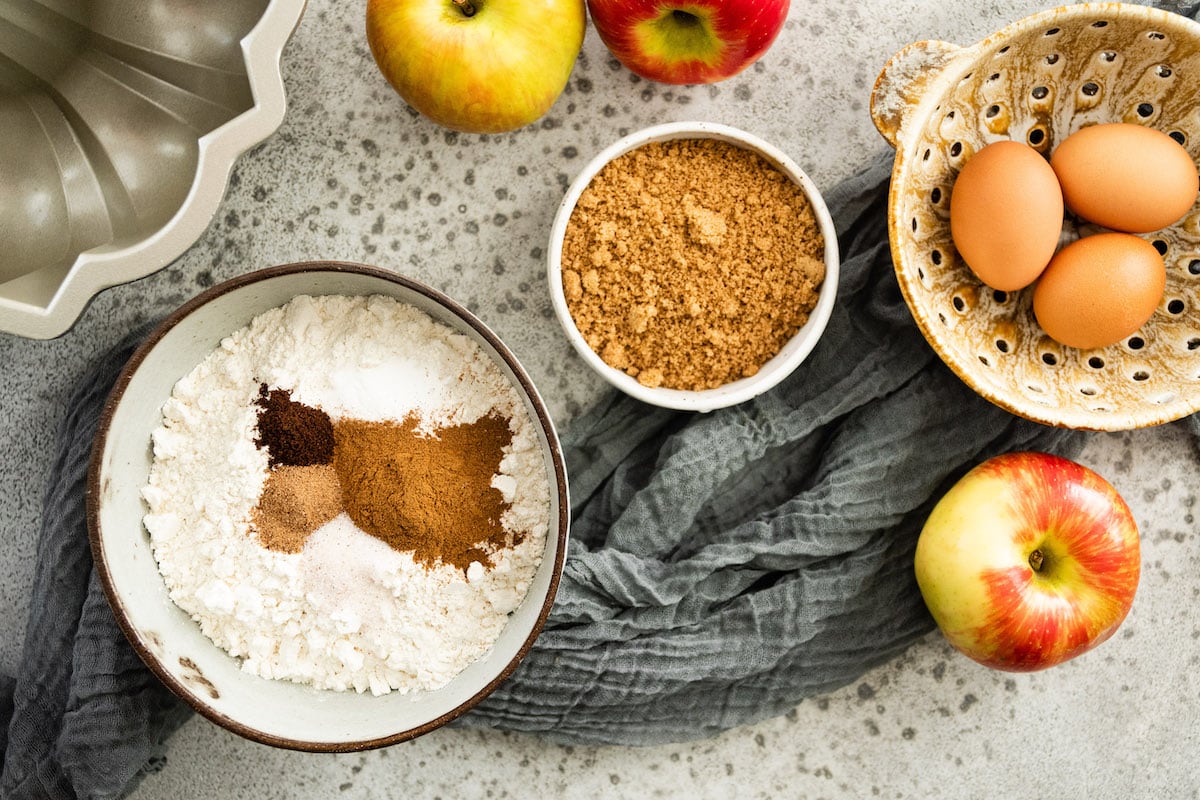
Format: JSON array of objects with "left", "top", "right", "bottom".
[
  {"left": 547, "top": 121, "right": 840, "bottom": 412},
  {"left": 87, "top": 262, "right": 569, "bottom": 751},
  {"left": 0, "top": 0, "right": 307, "bottom": 340}
]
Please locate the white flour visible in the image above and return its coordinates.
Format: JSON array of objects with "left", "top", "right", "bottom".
[{"left": 142, "top": 294, "right": 550, "bottom": 695}]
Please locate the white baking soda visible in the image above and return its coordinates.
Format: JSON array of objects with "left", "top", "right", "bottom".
[{"left": 142, "top": 294, "right": 551, "bottom": 695}]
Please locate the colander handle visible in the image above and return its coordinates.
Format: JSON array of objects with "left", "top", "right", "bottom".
[{"left": 870, "top": 39, "right": 967, "bottom": 149}]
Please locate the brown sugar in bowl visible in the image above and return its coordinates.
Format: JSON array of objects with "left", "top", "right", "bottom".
[{"left": 547, "top": 121, "right": 840, "bottom": 412}]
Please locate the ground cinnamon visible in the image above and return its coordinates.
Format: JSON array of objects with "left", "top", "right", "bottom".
[{"left": 331, "top": 413, "right": 515, "bottom": 572}]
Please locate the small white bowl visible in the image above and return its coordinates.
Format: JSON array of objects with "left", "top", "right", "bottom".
[
  {"left": 87, "top": 262, "right": 568, "bottom": 751},
  {"left": 547, "top": 121, "right": 840, "bottom": 412}
]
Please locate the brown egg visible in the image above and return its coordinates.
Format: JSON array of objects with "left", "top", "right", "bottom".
[
  {"left": 950, "top": 140, "right": 1064, "bottom": 291},
  {"left": 1033, "top": 232, "right": 1165, "bottom": 350},
  {"left": 1050, "top": 123, "right": 1199, "bottom": 233}
]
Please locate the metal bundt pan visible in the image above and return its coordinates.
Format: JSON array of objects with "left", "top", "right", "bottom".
[
  {"left": 0, "top": 0, "right": 306, "bottom": 339},
  {"left": 871, "top": 3, "right": 1200, "bottom": 431}
]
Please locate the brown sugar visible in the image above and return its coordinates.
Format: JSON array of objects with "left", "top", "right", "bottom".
[{"left": 561, "top": 138, "right": 826, "bottom": 391}]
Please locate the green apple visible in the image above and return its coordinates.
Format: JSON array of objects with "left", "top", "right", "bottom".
[
  {"left": 366, "top": 0, "right": 585, "bottom": 133},
  {"left": 914, "top": 451, "right": 1140, "bottom": 672}
]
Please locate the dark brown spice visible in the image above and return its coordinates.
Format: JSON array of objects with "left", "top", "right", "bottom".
[{"left": 253, "top": 383, "right": 335, "bottom": 467}]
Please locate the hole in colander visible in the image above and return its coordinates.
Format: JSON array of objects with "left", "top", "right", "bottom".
[
  {"left": 912, "top": 217, "right": 918, "bottom": 232},
  {"left": 989, "top": 72, "right": 1001, "bottom": 81},
  {"left": 938, "top": 312, "right": 948, "bottom": 325},
  {"left": 986, "top": 104, "right": 1000, "bottom": 118},
  {"left": 1027, "top": 384, "right": 1045, "bottom": 394},
  {"left": 1089, "top": 356, "right": 1105, "bottom": 369},
  {"left": 930, "top": 187, "right": 942, "bottom": 204},
  {"left": 1044, "top": 27, "right": 1061, "bottom": 36},
  {"left": 923, "top": 148, "right": 931, "bottom": 161},
  {"left": 1042, "top": 352, "right": 1058, "bottom": 365},
  {"left": 1092, "top": 20, "right": 1109, "bottom": 28},
  {"left": 949, "top": 141, "right": 963, "bottom": 157},
  {"left": 993, "top": 289, "right": 1009, "bottom": 303},
  {"left": 999, "top": 45, "right": 1011, "bottom": 54},
  {"left": 1187, "top": 337, "right": 1200, "bottom": 350},
  {"left": 1028, "top": 128, "right": 1046, "bottom": 146},
  {"left": 979, "top": 355, "right": 991, "bottom": 366},
  {"left": 1128, "top": 336, "right": 1145, "bottom": 350},
  {"left": 1080, "top": 387, "right": 1097, "bottom": 396},
  {"left": 952, "top": 295, "right": 965, "bottom": 311},
  {"left": 1189, "top": 259, "right": 1200, "bottom": 275},
  {"left": 931, "top": 249, "right": 943, "bottom": 265},
  {"left": 1046, "top": 53, "right": 1060, "bottom": 64},
  {"left": 1171, "top": 131, "right": 1187, "bottom": 145},
  {"left": 945, "top": 110, "right": 956, "bottom": 121},
  {"left": 1102, "top": 51, "right": 1117, "bottom": 62},
  {"left": 1148, "top": 31, "right": 1166, "bottom": 40},
  {"left": 1032, "top": 86, "right": 1049, "bottom": 99},
  {"left": 1168, "top": 299, "right": 1186, "bottom": 314},
  {"left": 996, "top": 339, "right": 1009, "bottom": 353},
  {"left": 1137, "top": 102, "right": 1154, "bottom": 117},
  {"left": 1133, "top": 371, "right": 1150, "bottom": 381},
  {"left": 1153, "top": 239, "right": 1168, "bottom": 255},
  {"left": 918, "top": 266, "right": 926, "bottom": 281},
  {"left": 1081, "top": 82, "right": 1100, "bottom": 96},
  {"left": 1157, "top": 65, "right": 1173, "bottom": 77}
]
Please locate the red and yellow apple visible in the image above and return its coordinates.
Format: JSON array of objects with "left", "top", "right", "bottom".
[
  {"left": 366, "top": 0, "right": 585, "bottom": 133},
  {"left": 586, "top": 0, "right": 790, "bottom": 85},
  {"left": 914, "top": 451, "right": 1140, "bottom": 672}
]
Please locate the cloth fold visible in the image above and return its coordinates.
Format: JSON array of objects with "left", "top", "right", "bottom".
[{"left": 6, "top": 7, "right": 1200, "bottom": 778}]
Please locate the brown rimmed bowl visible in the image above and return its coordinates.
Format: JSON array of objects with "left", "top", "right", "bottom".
[{"left": 86, "top": 261, "right": 569, "bottom": 751}]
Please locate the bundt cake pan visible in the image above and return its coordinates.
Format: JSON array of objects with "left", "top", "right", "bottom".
[{"left": 0, "top": 0, "right": 307, "bottom": 339}]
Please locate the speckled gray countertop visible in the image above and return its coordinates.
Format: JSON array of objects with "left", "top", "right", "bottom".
[{"left": 3, "top": 0, "right": 1199, "bottom": 797}]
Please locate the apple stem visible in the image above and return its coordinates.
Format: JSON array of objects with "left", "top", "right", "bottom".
[
  {"left": 452, "top": 0, "right": 476, "bottom": 17},
  {"left": 1029, "top": 549, "right": 1045, "bottom": 572}
]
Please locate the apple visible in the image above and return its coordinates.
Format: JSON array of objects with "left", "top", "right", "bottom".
[
  {"left": 586, "top": 0, "right": 789, "bottom": 84},
  {"left": 914, "top": 451, "right": 1140, "bottom": 672},
  {"left": 366, "top": 0, "right": 585, "bottom": 133}
]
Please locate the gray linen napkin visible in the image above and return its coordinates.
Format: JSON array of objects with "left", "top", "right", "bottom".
[{"left": 6, "top": 1, "right": 1200, "bottom": 776}]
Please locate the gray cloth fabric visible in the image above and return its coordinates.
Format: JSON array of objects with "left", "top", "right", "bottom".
[{"left": 6, "top": 2, "right": 1200, "bottom": 776}]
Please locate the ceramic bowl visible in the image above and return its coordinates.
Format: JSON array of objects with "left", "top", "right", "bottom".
[
  {"left": 87, "top": 262, "right": 569, "bottom": 751},
  {"left": 871, "top": 3, "right": 1200, "bottom": 430},
  {"left": 0, "top": 0, "right": 307, "bottom": 340},
  {"left": 546, "top": 121, "right": 840, "bottom": 413}
]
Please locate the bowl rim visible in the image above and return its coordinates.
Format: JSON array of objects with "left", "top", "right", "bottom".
[
  {"left": 85, "top": 260, "right": 571, "bottom": 751},
  {"left": 546, "top": 120, "right": 840, "bottom": 413},
  {"left": 0, "top": 0, "right": 309, "bottom": 340},
  {"left": 882, "top": 2, "right": 1200, "bottom": 431}
]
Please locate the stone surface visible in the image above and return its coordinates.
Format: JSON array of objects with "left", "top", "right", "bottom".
[{"left": 2, "top": 0, "right": 1197, "bottom": 797}]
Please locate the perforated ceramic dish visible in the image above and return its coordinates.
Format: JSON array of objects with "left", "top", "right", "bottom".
[
  {"left": 87, "top": 262, "right": 569, "bottom": 750},
  {"left": 871, "top": 3, "right": 1200, "bottom": 430},
  {"left": 0, "top": 0, "right": 307, "bottom": 339}
]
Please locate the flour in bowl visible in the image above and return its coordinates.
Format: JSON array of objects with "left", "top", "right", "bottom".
[{"left": 142, "top": 294, "right": 551, "bottom": 695}]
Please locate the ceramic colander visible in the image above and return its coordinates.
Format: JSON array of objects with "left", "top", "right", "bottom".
[{"left": 870, "top": 2, "right": 1200, "bottom": 430}]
